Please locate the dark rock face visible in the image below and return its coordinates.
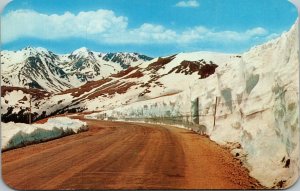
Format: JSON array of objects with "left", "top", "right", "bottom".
[
  {"left": 168, "top": 59, "right": 218, "bottom": 78},
  {"left": 103, "top": 52, "right": 153, "bottom": 69},
  {"left": 1, "top": 107, "right": 31, "bottom": 123},
  {"left": 147, "top": 55, "right": 176, "bottom": 71}
]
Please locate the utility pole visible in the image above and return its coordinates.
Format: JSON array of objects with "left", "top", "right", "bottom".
[
  {"left": 29, "top": 94, "right": 32, "bottom": 124},
  {"left": 213, "top": 97, "right": 218, "bottom": 128},
  {"left": 189, "top": 85, "right": 192, "bottom": 124},
  {"left": 27, "top": 84, "right": 32, "bottom": 124}
]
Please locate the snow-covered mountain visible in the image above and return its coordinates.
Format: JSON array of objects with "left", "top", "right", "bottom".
[
  {"left": 57, "top": 47, "right": 152, "bottom": 82},
  {"left": 1, "top": 47, "right": 152, "bottom": 92},
  {"left": 1, "top": 50, "right": 240, "bottom": 122},
  {"left": 1, "top": 47, "right": 76, "bottom": 92}
]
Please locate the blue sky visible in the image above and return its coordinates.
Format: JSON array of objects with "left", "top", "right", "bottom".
[{"left": 1, "top": 0, "right": 298, "bottom": 57}]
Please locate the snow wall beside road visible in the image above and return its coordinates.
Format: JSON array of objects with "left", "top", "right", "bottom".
[{"left": 86, "top": 22, "right": 299, "bottom": 188}]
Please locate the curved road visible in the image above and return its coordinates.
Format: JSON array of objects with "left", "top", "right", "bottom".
[{"left": 2, "top": 118, "right": 263, "bottom": 190}]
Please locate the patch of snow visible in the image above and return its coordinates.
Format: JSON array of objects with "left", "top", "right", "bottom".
[{"left": 1, "top": 117, "right": 88, "bottom": 151}]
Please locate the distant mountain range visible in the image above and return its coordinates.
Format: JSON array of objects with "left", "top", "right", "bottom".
[
  {"left": 1, "top": 46, "right": 235, "bottom": 123},
  {"left": 1, "top": 47, "right": 152, "bottom": 92}
]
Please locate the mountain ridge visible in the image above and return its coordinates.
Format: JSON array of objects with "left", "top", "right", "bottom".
[{"left": 1, "top": 47, "right": 153, "bottom": 92}]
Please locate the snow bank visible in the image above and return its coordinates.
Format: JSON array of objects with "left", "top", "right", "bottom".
[
  {"left": 86, "top": 21, "right": 299, "bottom": 188},
  {"left": 1, "top": 117, "right": 88, "bottom": 151}
]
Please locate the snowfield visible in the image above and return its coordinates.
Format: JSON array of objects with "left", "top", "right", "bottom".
[
  {"left": 86, "top": 21, "right": 299, "bottom": 188},
  {"left": 1, "top": 117, "right": 88, "bottom": 151}
]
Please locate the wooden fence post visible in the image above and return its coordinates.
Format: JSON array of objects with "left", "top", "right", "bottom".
[
  {"left": 213, "top": 97, "right": 218, "bottom": 128},
  {"left": 29, "top": 94, "right": 32, "bottom": 124}
]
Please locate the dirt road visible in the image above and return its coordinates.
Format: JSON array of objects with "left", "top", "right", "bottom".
[{"left": 2, "top": 119, "right": 263, "bottom": 189}]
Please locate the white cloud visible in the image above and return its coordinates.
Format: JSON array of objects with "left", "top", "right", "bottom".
[
  {"left": 101, "top": 25, "right": 270, "bottom": 45},
  {"left": 1, "top": 9, "right": 128, "bottom": 43},
  {"left": 175, "top": 0, "right": 200, "bottom": 8},
  {"left": 178, "top": 26, "right": 269, "bottom": 43},
  {"left": 246, "top": 27, "right": 268, "bottom": 36},
  {"left": 2, "top": 9, "right": 273, "bottom": 46},
  {"left": 266, "top": 33, "right": 281, "bottom": 41},
  {"left": 103, "top": 23, "right": 177, "bottom": 44}
]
